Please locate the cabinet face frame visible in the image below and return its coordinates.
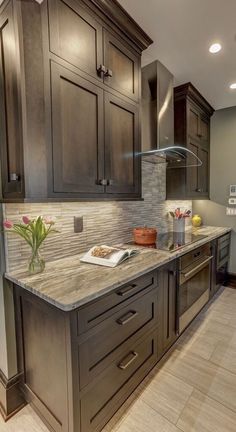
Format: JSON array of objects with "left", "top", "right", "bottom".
[{"left": 0, "top": 1, "right": 24, "bottom": 199}]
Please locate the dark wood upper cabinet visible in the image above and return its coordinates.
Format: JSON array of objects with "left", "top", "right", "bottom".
[
  {"left": 0, "top": 0, "right": 47, "bottom": 202},
  {"left": 43, "top": 0, "right": 151, "bottom": 200},
  {"left": 48, "top": 0, "right": 103, "bottom": 82},
  {"left": 0, "top": 0, "right": 152, "bottom": 202},
  {"left": 104, "top": 93, "right": 140, "bottom": 195},
  {"left": 198, "top": 146, "right": 209, "bottom": 195},
  {"left": 188, "top": 104, "right": 200, "bottom": 140},
  {"left": 166, "top": 82, "right": 214, "bottom": 200},
  {"left": 0, "top": 1, "right": 24, "bottom": 199},
  {"left": 103, "top": 29, "right": 140, "bottom": 101},
  {"left": 50, "top": 62, "right": 104, "bottom": 196}
]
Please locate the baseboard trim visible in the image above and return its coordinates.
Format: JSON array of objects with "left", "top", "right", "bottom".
[
  {"left": 0, "top": 369, "right": 26, "bottom": 421},
  {"left": 226, "top": 272, "right": 236, "bottom": 288}
]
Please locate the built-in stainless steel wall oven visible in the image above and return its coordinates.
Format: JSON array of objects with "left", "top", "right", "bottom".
[{"left": 178, "top": 243, "right": 213, "bottom": 333}]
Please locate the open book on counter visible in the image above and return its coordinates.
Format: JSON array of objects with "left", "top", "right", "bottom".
[{"left": 80, "top": 245, "right": 139, "bottom": 268}]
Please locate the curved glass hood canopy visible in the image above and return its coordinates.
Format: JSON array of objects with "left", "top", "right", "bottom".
[{"left": 139, "top": 145, "right": 203, "bottom": 169}]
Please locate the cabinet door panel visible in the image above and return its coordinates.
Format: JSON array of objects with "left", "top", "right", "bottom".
[
  {"left": 188, "top": 105, "right": 199, "bottom": 139},
  {"left": 50, "top": 62, "right": 104, "bottom": 194},
  {"left": 0, "top": 4, "right": 23, "bottom": 197},
  {"left": 198, "top": 147, "right": 209, "bottom": 196},
  {"left": 186, "top": 139, "right": 198, "bottom": 197},
  {"left": 200, "top": 116, "right": 209, "bottom": 144},
  {"left": 104, "top": 30, "right": 140, "bottom": 101},
  {"left": 48, "top": 0, "right": 103, "bottom": 81},
  {"left": 104, "top": 93, "right": 140, "bottom": 195}
]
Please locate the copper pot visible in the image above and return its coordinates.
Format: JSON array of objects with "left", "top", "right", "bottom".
[{"left": 133, "top": 227, "right": 157, "bottom": 245}]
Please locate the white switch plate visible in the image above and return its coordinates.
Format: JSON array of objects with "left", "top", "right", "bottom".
[
  {"left": 229, "top": 198, "right": 236, "bottom": 205},
  {"left": 230, "top": 185, "right": 236, "bottom": 196},
  {"left": 226, "top": 207, "right": 236, "bottom": 215}
]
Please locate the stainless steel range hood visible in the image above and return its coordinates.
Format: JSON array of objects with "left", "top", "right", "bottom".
[{"left": 140, "top": 60, "right": 202, "bottom": 168}]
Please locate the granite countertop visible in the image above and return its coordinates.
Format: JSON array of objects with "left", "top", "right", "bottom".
[{"left": 5, "top": 226, "right": 231, "bottom": 311}]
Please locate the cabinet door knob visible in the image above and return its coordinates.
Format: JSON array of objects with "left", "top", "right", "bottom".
[
  {"left": 10, "top": 173, "right": 19, "bottom": 181},
  {"left": 105, "top": 68, "right": 113, "bottom": 78},
  {"left": 97, "top": 64, "right": 106, "bottom": 77},
  {"left": 96, "top": 179, "right": 108, "bottom": 186}
]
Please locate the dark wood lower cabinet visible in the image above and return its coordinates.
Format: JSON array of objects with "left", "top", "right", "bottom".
[
  {"left": 80, "top": 329, "right": 158, "bottom": 432},
  {"left": 14, "top": 270, "right": 160, "bottom": 432},
  {"left": 14, "top": 245, "right": 221, "bottom": 432}
]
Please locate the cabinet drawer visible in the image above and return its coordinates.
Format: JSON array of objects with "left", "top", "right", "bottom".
[
  {"left": 80, "top": 329, "right": 158, "bottom": 432},
  {"left": 77, "top": 271, "right": 158, "bottom": 334},
  {"left": 79, "top": 288, "right": 159, "bottom": 388}
]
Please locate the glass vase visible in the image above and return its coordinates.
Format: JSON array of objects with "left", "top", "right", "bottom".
[{"left": 28, "top": 249, "right": 45, "bottom": 275}]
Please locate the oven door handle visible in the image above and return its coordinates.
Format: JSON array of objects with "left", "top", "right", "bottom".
[{"left": 181, "top": 255, "right": 213, "bottom": 282}]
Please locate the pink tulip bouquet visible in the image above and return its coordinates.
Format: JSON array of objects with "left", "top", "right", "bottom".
[{"left": 3, "top": 216, "right": 58, "bottom": 274}]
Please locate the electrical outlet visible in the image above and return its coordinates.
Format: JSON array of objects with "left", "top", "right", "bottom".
[{"left": 74, "top": 216, "right": 83, "bottom": 233}]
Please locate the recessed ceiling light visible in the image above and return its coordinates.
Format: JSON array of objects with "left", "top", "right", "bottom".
[
  {"left": 230, "top": 83, "right": 236, "bottom": 89},
  {"left": 209, "top": 43, "right": 222, "bottom": 54}
]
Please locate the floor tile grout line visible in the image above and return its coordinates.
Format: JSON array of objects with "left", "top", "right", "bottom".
[
  {"left": 207, "top": 356, "right": 236, "bottom": 378},
  {"left": 174, "top": 386, "right": 195, "bottom": 426},
  {"left": 139, "top": 373, "right": 195, "bottom": 427},
  {"left": 140, "top": 398, "right": 186, "bottom": 431},
  {"left": 176, "top": 387, "right": 236, "bottom": 427},
  {"left": 164, "top": 364, "right": 236, "bottom": 418}
]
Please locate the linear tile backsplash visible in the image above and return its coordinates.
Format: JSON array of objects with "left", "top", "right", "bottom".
[{"left": 4, "top": 162, "right": 192, "bottom": 271}]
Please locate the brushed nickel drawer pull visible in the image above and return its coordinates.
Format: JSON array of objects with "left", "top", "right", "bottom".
[
  {"left": 118, "top": 351, "right": 138, "bottom": 370},
  {"left": 116, "top": 310, "right": 138, "bottom": 325},
  {"left": 117, "top": 283, "right": 137, "bottom": 297}
]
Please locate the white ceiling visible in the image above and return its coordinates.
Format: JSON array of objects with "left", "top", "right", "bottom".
[{"left": 119, "top": 0, "right": 236, "bottom": 110}]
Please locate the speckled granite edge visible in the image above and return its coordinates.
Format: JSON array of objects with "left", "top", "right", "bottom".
[{"left": 5, "top": 226, "right": 231, "bottom": 311}]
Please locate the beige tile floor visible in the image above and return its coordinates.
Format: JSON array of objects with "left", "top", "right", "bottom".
[{"left": 1, "top": 287, "right": 236, "bottom": 432}]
